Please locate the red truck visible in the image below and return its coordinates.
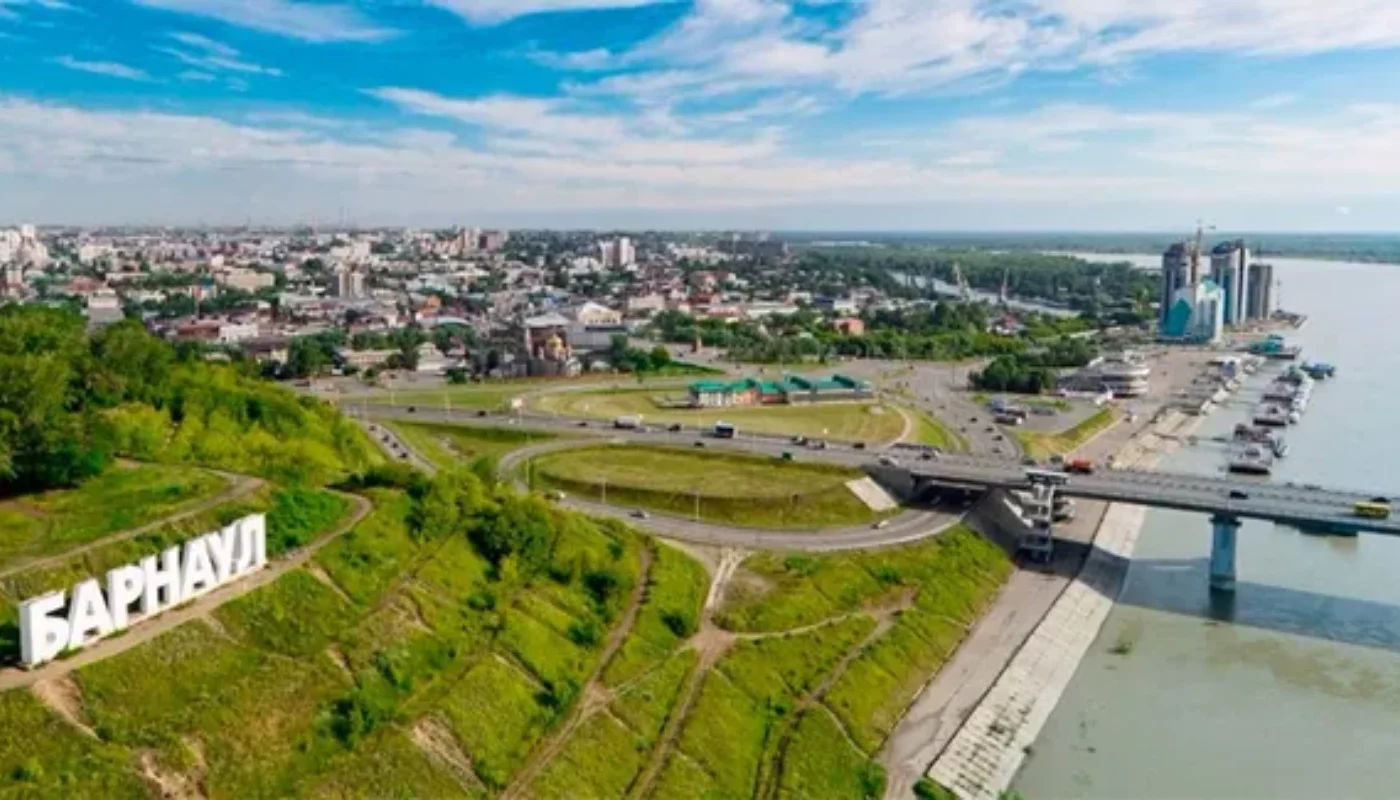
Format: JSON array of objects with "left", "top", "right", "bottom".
[{"left": 1065, "top": 458, "right": 1095, "bottom": 475}]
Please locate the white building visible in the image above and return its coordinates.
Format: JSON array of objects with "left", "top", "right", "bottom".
[
  {"left": 599, "top": 237, "right": 636, "bottom": 269},
  {"left": 566, "top": 300, "right": 623, "bottom": 326},
  {"left": 330, "top": 266, "right": 365, "bottom": 299},
  {"left": 217, "top": 268, "right": 276, "bottom": 293},
  {"left": 0, "top": 224, "right": 48, "bottom": 267},
  {"left": 78, "top": 243, "right": 115, "bottom": 264}
]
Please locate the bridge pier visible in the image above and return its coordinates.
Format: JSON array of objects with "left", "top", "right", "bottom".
[{"left": 1209, "top": 514, "right": 1241, "bottom": 593}]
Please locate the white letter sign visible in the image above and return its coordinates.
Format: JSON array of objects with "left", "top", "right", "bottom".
[{"left": 16, "top": 513, "right": 268, "bottom": 668}]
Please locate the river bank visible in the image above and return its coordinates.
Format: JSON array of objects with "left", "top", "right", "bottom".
[{"left": 887, "top": 344, "right": 1256, "bottom": 799}]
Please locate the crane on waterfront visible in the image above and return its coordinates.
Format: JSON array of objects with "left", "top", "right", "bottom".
[{"left": 952, "top": 261, "right": 972, "bottom": 302}]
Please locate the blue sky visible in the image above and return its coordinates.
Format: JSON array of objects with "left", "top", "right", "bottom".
[{"left": 3, "top": 0, "right": 1400, "bottom": 230}]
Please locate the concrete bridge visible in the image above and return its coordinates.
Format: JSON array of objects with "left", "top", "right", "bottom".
[{"left": 878, "top": 454, "right": 1399, "bottom": 592}]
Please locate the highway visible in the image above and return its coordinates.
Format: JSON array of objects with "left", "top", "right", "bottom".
[{"left": 356, "top": 405, "right": 1400, "bottom": 538}]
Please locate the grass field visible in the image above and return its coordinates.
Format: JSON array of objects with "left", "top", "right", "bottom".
[
  {"left": 532, "top": 389, "right": 906, "bottom": 443},
  {"left": 350, "top": 375, "right": 695, "bottom": 411},
  {"left": 1014, "top": 406, "right": 1120, "bottom": 459},
  {"left": 382, "top": 420, "right": 557, "bottom": 471},
  {"left": 0, "top": 463, "right": 226, "bottom": 570},
  {"left": 527, "top": 445, "right": 886, "bottom": 529},
  {"left": 908, "top": 409, "right": 969, "bottom": 452}
]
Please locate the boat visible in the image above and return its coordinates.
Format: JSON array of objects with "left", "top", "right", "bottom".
[
  {"left": 1254, "top": 405, "right": 1290, "bottom": 427},
  {"left": 1301, "top": 362, "right": 1336, "bottom": 380},
  {"left": 1248, "top": 335, "right": 1303, "bottom": 361},
  {"left": 1229, "top": 442, "right": 1274, "bottom": 475},
  {"left": 1288, "top": 410, "right": 1302, "bottom": 425},
  {"left": 1235, "top": 423, "right": 1289, "bottom": 458}
]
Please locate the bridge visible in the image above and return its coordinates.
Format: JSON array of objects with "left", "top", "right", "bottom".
[{"left": 888, "top": 453, "right": 1399, "bottom": 592}]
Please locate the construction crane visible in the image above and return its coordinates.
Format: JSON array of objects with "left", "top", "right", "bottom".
[
  {"left": 998, "top": 268, "right": 1010, "bottom": 308},
  {"left": 952, "top": 261, "right": 972, "bottom": 302},
  {"left": 1189, "top": 218, "right": 1216, "bottom": 284}
]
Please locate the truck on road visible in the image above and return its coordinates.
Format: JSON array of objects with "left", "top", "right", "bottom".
[{"left": 1065, "top": 458, "right": 1095, "bottom": 475}]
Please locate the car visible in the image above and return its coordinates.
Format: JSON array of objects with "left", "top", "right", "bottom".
[
  {"left": 1371, "top": 496, "right": 1391, "bottom": 504},
  {"left": 791, "top": 435, "right": 808, "bottom": 445},
  {"left": 970, "top": 417, "right": 979, "bottom": 423},
  {"left": 878, "top": 456, "right": 898, "bottom": 466},
  {"left": 668, "top": 423, "right": 683, "bottom": 432},
  {"left": 407, "top": 405, "right": 417, "bottom": 413},
  {"left": 994, "top": 434, "right": 1004, "bottom": 441},
  {"left": 476, "top": 410, "right": 488, "bottom": 418},
  {"left": 781, "top": 452, "right": 794, "bottom": 461},
  {"left": 694, "top": 441, "right": 706, "bottom": 448},
  {"left": 576, "top": 420, "right": 589, "bottom": 427},
  {"left": 853, "top": 442, "right": 867, "bottom": 450},
  {"left": 872, "top": 519, "right": 891, "bottom": 530},
  {"left": 1228, "top": 489, "right": 1250, "bottom": 500},
  {"left": 986, "top": 426, "right": 996, "bottom": 433},
  {"left": 1022, "top": 457, "right": 1038, "bottom": 466},
  {"left": 545, "top": 490, "right": 566, "bottom": 501},
  {"left": 813, "top": 440, "right": 828, "bottom": 450},
  {"left": 630, "top": 510, "right": 650, "bottom": 519},
  {"left": 920, "top": 451, "right": 934, "bottom": 461}
]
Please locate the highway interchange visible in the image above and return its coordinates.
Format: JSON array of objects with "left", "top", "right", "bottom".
[{"left": 357, "top": 401, "right": 1400, "bottom": 543}]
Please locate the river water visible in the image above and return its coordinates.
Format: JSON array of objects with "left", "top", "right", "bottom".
[{"left": 1013, "top": 256, "right": 1400, "bottom": 799}]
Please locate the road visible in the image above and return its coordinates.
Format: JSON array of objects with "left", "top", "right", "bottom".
[
  {"left": 496, "top": 440, "right": 965, "bottom": 552},
  {"left": 358, "top": 403, "right": 1397, "bottom": 534}
]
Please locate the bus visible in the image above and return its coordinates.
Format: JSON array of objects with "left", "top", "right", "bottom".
[
  {"left": 1354, "top": 500, "right": 1391, "bottom": 520},
  {"left": 1024, "top": 468, "right": 1071, "bottom": 486},
  {"left": 713, "top": 422, "right": 737, "bottom": 439}
]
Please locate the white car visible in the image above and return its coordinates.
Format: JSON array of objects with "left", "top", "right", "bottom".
[{"left": 872, "top": 519, "right": 891, "bottom": 530}]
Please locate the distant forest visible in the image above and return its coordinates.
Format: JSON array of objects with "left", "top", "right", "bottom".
[{"left": 786, "top": 232, "right": 1400, "bottom": 265}]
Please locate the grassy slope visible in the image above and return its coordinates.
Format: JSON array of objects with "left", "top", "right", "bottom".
[
  {"left": 0, "top": 479, "right": 1015, "bottom": 800},
  {"left": 533, "top": 390, "right": 905, "bottom": 443},
  {"left": 0, "top": 463, "right": 226, "bottom": 569},
  {"left": 0, "top": 485, "right": 349, "bottom": 663},
  {"left": 908, "top": 409, "right": 970, "bottom": 452},
  {"left": 382, "top": 421, "right": 556, "bottom": 472},
  {"left": 528, "top": 445, "right": 884, "bottom": 530},
  {"left": 1014, "top": 406, "right": 1119, "bottom": 460}
]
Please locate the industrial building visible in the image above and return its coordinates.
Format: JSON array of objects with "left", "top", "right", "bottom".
[{"left": 1063, "top": 352, "right": 1152, "bottom": 397}]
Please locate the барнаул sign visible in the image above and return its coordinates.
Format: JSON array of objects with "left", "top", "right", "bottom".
[{"left": 17, "top": 513, "right": 268, "bottom": 668}]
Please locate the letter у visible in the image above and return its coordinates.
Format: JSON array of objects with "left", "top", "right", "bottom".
[
  {"left": 206, "top": 524, "right": 238, "bottom": 583},
  {"left": 18, "top": 590, "right": 69, "bottom": 668},
  {"left": 140, "top": 545, "right": 184, "bottom": 615},
  {"left": 66, "top": 579, "right": 116, "bottom": 651}
]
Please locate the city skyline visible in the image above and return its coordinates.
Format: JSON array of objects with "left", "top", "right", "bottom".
[{"left": 4, "top": 1, "right": 1400, "bottom": 229}]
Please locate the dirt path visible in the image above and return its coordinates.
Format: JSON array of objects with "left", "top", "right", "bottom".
[
  {"left": 0, "top": 492, "right": 372, "bottom": 692},
  {"left": 759, "top": 611, "right": 901, "bottom": 800},
  {"left": 502, "top": 544, "right": 656, "bottom": 799},
  {"left": 0, "top": 469, "right": 264, "bottom": 581}
]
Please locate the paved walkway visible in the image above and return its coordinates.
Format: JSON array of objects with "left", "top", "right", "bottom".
[{"left": 923, "top": 412, "right": 1202, "bottom": 800}]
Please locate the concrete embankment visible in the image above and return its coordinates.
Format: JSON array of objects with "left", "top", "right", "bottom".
[{"left": 925, "top": 409, "right": 1207, "bottom": 800}]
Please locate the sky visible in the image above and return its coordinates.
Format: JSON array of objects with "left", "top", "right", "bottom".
[{"left": 3, "top": 1, "right": 1400, "bottom": 230}]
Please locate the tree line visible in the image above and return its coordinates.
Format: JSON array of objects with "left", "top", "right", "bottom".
[{"left": 0, "top": 306, "right": 377, "bottom": 494}]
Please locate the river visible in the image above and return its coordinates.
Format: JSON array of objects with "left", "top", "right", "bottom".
[{"left": 1013, "top": 256, "right": 1400, "bottom": 799}]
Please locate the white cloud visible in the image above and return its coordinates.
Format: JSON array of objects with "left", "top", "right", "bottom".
[
  {"left": 53, "top": 55, "right": 151, "bottom": 81},
  {"left": 426, "top": 0, "right": 672, "bottom": 24},
  {"left": 130, "top": 0, "right": 392, "bottom": 43},
  {"left": 4, "top": 94, "right": 1400, "bottom": 226},
  {"left": 158, "top": 31, "right": 283, "bottom": 76},
  {"left": 555, "top": 0, "right": 1400, "bottom": 107},
  {"left": 1250, "top": 92, "right": 1300, "bottom": 109}
]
